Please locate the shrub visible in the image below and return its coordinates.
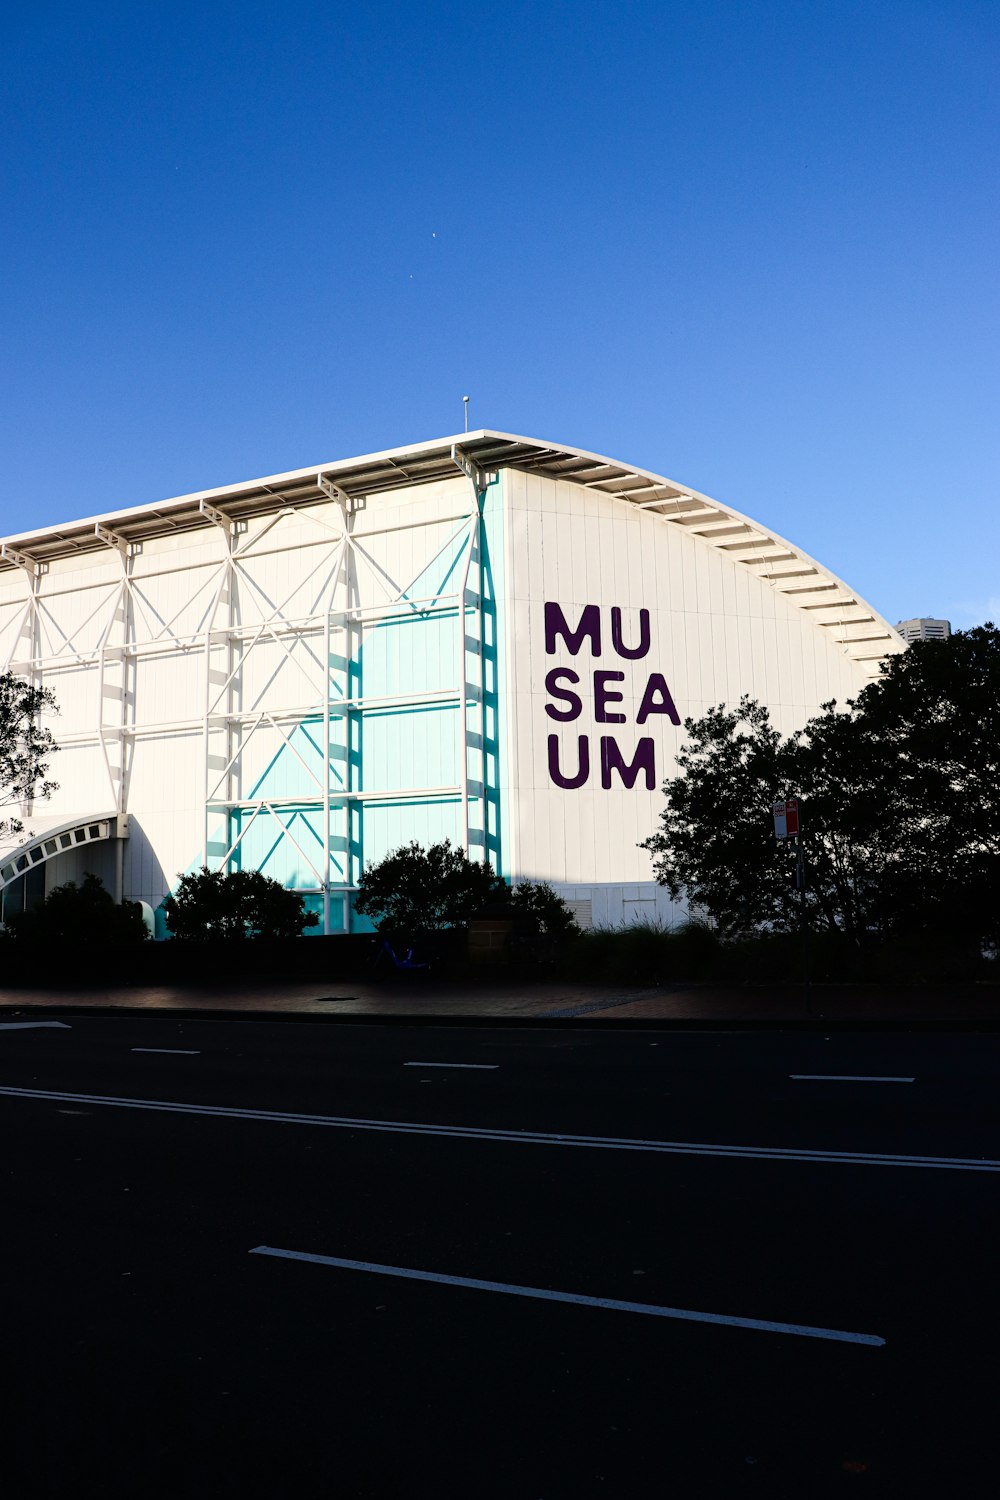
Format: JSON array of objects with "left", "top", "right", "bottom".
[
  {"left": 163, "top": 867, "right": 319, "bottom": 940},
  {"left": 354, "top": 840, "right": 506, "bottom": 937},
  {"left": 4, "top": 872, "right": 149, "bottom": 946},
  {"left": 562, "top": 919, "right": 722, "bottom": 985},
  {"left": 508, "top": 880, "right": 579, "bottom": 940},
  {"left": 354, "top": 845, "right": 581, "bottom": 955}
]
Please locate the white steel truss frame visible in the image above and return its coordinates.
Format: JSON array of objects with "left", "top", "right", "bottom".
[
  {"left": 201, "top": 473, "right": 489, "bottom": 929},
  {"left": 0, "top": 470, "right": 492, "bottom": 932}
]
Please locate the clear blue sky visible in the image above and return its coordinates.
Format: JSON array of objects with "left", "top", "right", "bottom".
[{"left": 2, "top": 0, "right": 997, "bottom": 629}]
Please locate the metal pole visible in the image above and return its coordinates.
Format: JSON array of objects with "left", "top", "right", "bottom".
[
  {"left": 323, "top": 604, "right": 331, "bottom": 936},
  {"left": 796, "top": 834, "right": 810, "bottom": 992},
  {"left": 463, "top": 396, "right": 469, "bottom": 433}
]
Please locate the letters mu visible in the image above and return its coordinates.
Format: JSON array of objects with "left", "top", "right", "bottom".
[{"left": 543, "top": 602, "right": 680, "bottom": 792}]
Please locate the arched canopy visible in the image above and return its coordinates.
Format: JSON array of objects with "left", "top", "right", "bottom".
[{"left": 0, "top": 812, "right": 126, "bottom": 893}]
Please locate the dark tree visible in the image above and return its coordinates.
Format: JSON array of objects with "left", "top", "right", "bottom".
[
  {"left": 508, "top": 879, "right": 580, "bottom": 939},
  {"left": 5, "top": 873, "right": 149, "bottom": 945},
  {"left": 839, "top": 623, "right": 1000, "bottom": 945},
  {"left": 0, "top": 672, "right": 58, "bottom": 842},
  {"left": 353, "top": 840, "right": 506, "bottom": 936},
  {"left": 642, "top": 624, "right": 1000, "bottom": 949},
  {"left": 163, "top": 867, "right": 319, "bottom": 940},
  {"left": 639, "top": 697, "right": 804, "bottom": 937}
]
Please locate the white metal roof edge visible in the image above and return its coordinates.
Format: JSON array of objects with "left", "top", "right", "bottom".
[
  {"left": 0, "top": 430, "right": 904, "bottom": 667},
  {"left": 0, "top": 430, "right": 492, "bottom": 548},
  {"left": 488, "top": 432, "right": 906, "bottom": 658}
]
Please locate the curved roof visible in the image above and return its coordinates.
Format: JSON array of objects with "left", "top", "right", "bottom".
[{"left": 0, "top": 430, "right": 903, "bottom": 678}]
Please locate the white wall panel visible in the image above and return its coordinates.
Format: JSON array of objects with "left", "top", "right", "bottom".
[
  {"left": 46, "top": 744, "right": 111, "bottom": 813},
  {"left": 506, "top": 475, "right": 886, "bottom": 895}
]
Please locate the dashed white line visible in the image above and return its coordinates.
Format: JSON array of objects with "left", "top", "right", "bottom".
[
  {"left": 790, "top": 1075, "right": 914, "bottom": 1083},
  {"left": 0, "top": 1083, "right": 993, "bottom": 1172},
  {"left": 248, "top": 1246, "right": 884, "bottom": 1347},
  {"left": 403, "top": 1062, "right": 498, "bottom": 1070},
  {"left": 0, "top": 1021, "right": 71, "bottom": 1031},
  {"left": 132, "top": 1048, "right": 201, "bottom": 1056}
]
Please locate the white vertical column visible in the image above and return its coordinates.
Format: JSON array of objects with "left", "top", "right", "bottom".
[
  {"left": 478, "top": 507, "right": 489, "bottom": 865},
  {"left": 323, "top": 603, "right": 331, "bottom": 935},
  {"left": 93, "top": 527, "right": 135, "bottom": 899},
  {"left": 340, "top": 517, "right": 355, "bottom": 933},
  {"left": 456, "top": 514, "right": 477, "bottom": 856},
  {"left": 199, "top": 503, "right": 234, "bottom": 870}
]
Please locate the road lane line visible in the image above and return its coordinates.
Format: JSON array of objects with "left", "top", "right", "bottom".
[
  {"left": 790, "top": 1075, "right": 914, "bottom": 1083},
  {"left": 248, "top": 1246, "right": 884, "bottom": 1347},
  {"left": 0, "top": 1021, "right": 71, "bottom": 1031},
  {"left": 0, "top": 1083, "right": 996, "bottom": 1173},
  {"left": 132, "top": 1048, "right": 201, "bottom": 1055},
  {"left": 403, "top": 1062, "right": 499, "bottom": 1070}
]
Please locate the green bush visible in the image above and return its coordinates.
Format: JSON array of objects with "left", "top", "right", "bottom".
[
  {"left": 561, "top": 919, "right": 723, "bottom": 985},
  {"left": 354, "top": 841, "right": 504, "bottom": 937},
  {"left": 4, "top": 873, "right": 149, "bottom": 946},
  {"left": 163, "top": 867, "right": 319, "bottom": 940},
  {"left": 355, "top": 843, "right": 579, "bottom": 944},
  {"left": 508, "top": 880, "right": 579, "bottom": 941},
  {"left": 866, "top": 932, "right": 988, "bottom": 986}
]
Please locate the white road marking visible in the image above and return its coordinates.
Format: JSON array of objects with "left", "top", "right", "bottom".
[
  {"left": 0, "top": 1021, "right": 71, "bottom": 1031},
  {"left": 790, "top": 1075, "right": 914, "bottom": 1083},
  {"left": 0, "top": 1083, "right": 993, "bottom": 1173},
  {"left": 132, "top": 1048, "right": 201, "bottom": 1055},
  {"left": 403, "top": 1062, "right": 498, "bottom": 1070},
  {"left": 248, "top": 1246, "right": 884, "bottom": 1347}
]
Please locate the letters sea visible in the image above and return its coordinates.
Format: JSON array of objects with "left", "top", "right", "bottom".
[{"left": 543, "top": 603, "right": 680, "bottom": 791}]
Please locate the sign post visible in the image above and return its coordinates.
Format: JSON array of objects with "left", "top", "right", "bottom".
[
  {"left": 773, "top": 798, "right": 809, "bottom": 991},
  {"left": 772, "top": 798, "right": 800, "bottom": 841}
]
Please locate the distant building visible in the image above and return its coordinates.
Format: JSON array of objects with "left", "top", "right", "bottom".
[{"left": 895, "top": 618, "right": 952, "bottom": 644}]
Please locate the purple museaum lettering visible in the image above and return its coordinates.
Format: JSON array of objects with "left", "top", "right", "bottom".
[{"left": 543, "top": 602, "right": 679, "bottom": 791}]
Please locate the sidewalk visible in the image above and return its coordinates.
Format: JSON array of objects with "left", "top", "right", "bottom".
[{"left": 1, "top": 977, "right": 999, "bottom": 1024}]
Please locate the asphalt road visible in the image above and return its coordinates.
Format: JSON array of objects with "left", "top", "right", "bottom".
[{"left": 4, "top": 1015, "right": 999, "bottom": 1496}]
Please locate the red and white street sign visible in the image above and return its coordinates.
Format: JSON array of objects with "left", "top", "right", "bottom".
[{"left": 773, "top": 799, "right": 800, "bottom": 839}]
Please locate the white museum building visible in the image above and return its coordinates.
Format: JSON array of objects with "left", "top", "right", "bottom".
[{"left": 0, "top": 432, "right": 904, "bottom": 935}]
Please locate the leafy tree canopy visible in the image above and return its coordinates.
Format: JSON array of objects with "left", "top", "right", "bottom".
[
  {"left": 353, "top": 840, "right": 578, "bottom": 940},
  {"left": 642, "top": 624, "right": 1000, "bottom": 947},
  {"left": 4, "top": 873, "right": 149, "bottom": 945},
  {"left": 508, "top": 879, "right": 580, "bottom": 939},
  {"left": 354, "top": 840, "right": 505, "bottom": 936},
  {"left": 0, "top": 672, "right": 58, "bottom": 843},
  {"left": 163, "top": 867, "right": 319, "bottom": 940}
]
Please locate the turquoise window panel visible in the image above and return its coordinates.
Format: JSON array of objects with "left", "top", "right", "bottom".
[
  {"left": 355, "top": 608, "right": 458, "bottom": 701},
  {"left": 227, "top": 805, "right": 327, "bottom": 890},
  {"left": 359, "top": 701, "right": 458, "bottom": 793},
  {"left": 245, "top": 718, "right": 327, "bottom": 802}
]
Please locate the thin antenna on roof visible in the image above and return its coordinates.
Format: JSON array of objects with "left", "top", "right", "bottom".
[{"left": 463, "top": 395, "right": 469, "bottom": 433}]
